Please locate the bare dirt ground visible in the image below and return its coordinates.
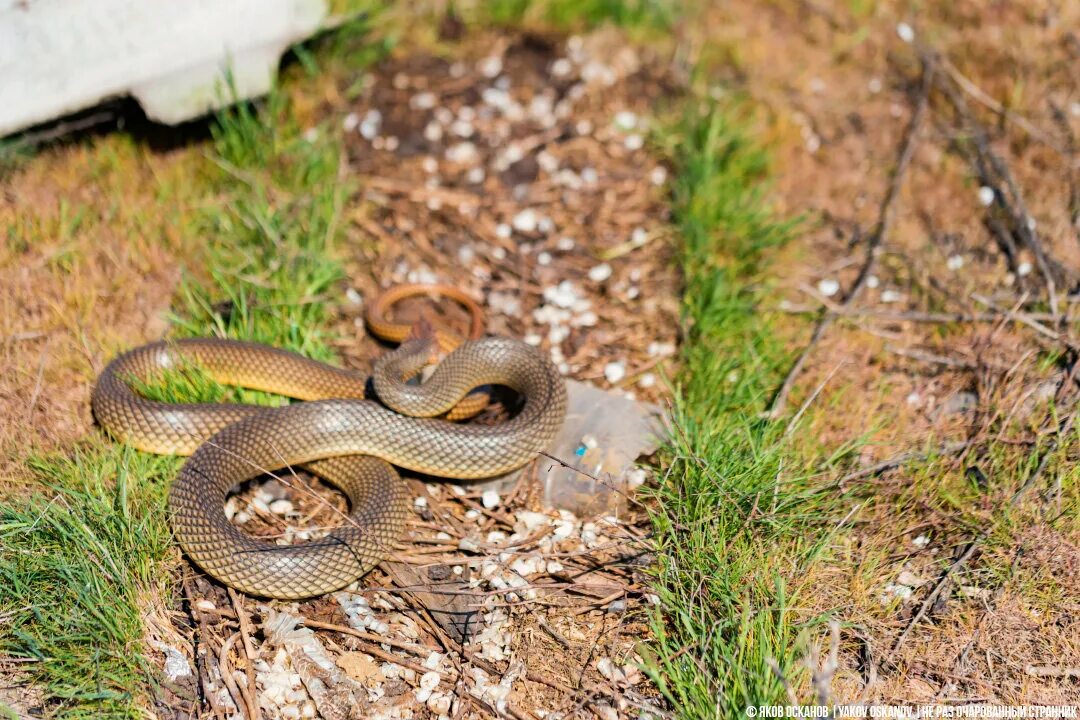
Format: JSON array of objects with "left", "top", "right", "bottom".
[
  {"left": 0, "top": 143, "right": 200, "bottom": 483},
  {"left": 696, "top": 0, "right": 1080, "bottom": 704}
]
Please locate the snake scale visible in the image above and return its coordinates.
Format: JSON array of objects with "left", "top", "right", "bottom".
[{"left": 92, "top": 324, "right": 567, "bottom": 599}]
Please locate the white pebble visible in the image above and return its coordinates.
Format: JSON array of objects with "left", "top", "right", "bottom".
[
  {"left": 414, "top": 496, "right": 428, "bottom": 508},
  {"left": 512, "top": 209, "right": 539, "bottom": 233},
  {"left": 427, "top": 692, "right": 452, "bottom": 714},
  {"left": 650, "top": 166, "right": 667, "bottom": 185},
  {"left": 269, "top": 499, "right": 293, "bottom": 516},
  {"left": 868, "top": 77, "right": 883, "bottom": 94},
  {"left": 946, "top": 255, "right": 964, "bottom": 271},
  {"left": 880, "top": 289, "right": 903, "bottom": 303},
  {"left": 896, "top": 22, "right": 915, "bottom": 43},
  {"left": 358, "top": 110, "right": 381, "bottom": 140},
  {"left": 817, "top": 278, "right": 840, "bottom": 297},
  {"left": 424, "top": 122, "right": 443, "bottom": 143},
  {"left": 550, "top": 58, "right": 573, "bottom": 77},
  {"left": 866, "top": 275, "right": 880, "bottom": 289},
  {"left": 458, "top": 538, "right": 481, "bottom": 552},
  {"left": 1017, "top": 261, "right": 1033, "bottom": 277},
  {"left": 544, "top": 280, "right": 579, "bottom": 309},
  {"left": 604, "top": 361, "right": 626, "bottom": 384},
  {"left": 478, "top": 56, "right": 503, "bottom": 78},
  {"left": 516, "top": 511, "right": 550, "bottom": 531},
  {"left": 625, "top": 134, "right": 644, "bottom": 151},
  {"left": 445, "top": 142, "right": 478, "bottom": 164},
  {"left": 481, "top": 490, "right": 501, "bottom": 509},
  {"left": 451, "top": 119, "right": 475, "bottom": 138},
  {"left": 411, "top": 92, "right": 436, "bottom": 110},
  {"left": 978, "top": 186, "right": 995, "bottom": 206},
  {"left": 342, "top": 112, "right": 359, "bottom": 131},
  {"left": 588, "top": 263, "right": 613, "bottom": 282},
  {"left": 466, "top": 166, "right": 486, "bottom": 184},
  {"left": 614, "top": 111, "right": 638, "bottom": 131},
  {"left": 638, "top": 373, "right": 656, "bottom": 389},
  {"left": 537, "top": 251, "right": 552, "bottom": 266},
  {"left": 510, "top": 556, "right": 545, "bottom": 576},
  {"left": 194, "top": 599, "right": 216, "bottom": 612},
  {"left": 557, "top": 236, "right": 575, "bottom": 251}
]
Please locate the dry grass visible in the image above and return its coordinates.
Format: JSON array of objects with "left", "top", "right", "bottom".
[
  {"left": 679, "top": 0, "right": 1080, "bottom": 704},
  {"left": 0, "top": 137, "right": 208, "bottom": 484}
]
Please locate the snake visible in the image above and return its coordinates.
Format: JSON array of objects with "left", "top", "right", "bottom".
[{"left": 91, "top": 285, "right": 567, "bottom": 599}]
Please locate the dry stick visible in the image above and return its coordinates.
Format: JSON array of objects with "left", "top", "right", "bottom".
[
  {"left": 217, "top": 634, "right": 245, "bottom": 719},
  {"left": 768, "top": 57, "right": 936, "bottom": 418},
  {"left": 971, "top": 293, "right": 1079, "bottom": 350},
  {"left": 939, "top": 58, "right": 1069, "bottom": 155},
  {"left": 226, "top": 588, "right": 261, "bottom": 720},
  {"left": 883, "top": 344, "right": 974, "bottom": 369},
  {"left": 302, "top": 619, "right": 440, "bottom": 657},
  {"left": 836, "top": 440, "right": 972, "bottom": 487},
  {"left": 936, "top": 66, "right": 1065, "bottom": 318},
  {"left": 1025, "top": 666, "right": 1080, "bottom": 680},
  {"left": 183, "top": 573, "right": 229, "bottom": 720}
]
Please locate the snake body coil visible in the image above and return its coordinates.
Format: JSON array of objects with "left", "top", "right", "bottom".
[{"left": 92, "top": 336, "right": 566, "bottom": 599}]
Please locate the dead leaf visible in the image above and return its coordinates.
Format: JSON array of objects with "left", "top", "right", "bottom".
[{"left": 336, "top": 652, "right": 381, "bottom": 685}]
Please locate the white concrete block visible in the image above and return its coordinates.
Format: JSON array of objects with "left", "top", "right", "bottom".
[{"left": 0, "top": 0, "right": 329, "bottom": 135}]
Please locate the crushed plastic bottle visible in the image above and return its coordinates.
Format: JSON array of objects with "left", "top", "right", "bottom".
[{"left": 537, "top": 380, "right": 666, "bottom": 515}]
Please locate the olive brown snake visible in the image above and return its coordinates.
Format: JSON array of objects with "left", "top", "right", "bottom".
[{"left": 91, "top": 285, "right": 567, "bottom": 599}]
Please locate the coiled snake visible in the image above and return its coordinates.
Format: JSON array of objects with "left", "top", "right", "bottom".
[{"left": 91, "top": 285, "right": 567, "bottom": 599}]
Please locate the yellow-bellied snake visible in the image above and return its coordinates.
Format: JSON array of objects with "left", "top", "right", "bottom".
[{"left": 91, "top": 284, "right": 566, "bottom": 599}]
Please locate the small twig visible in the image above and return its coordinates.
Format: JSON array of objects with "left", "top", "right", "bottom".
[
  {"left": 217, "top": 634, "right": 245, "bottom": 719},
  {"left": 1025, "top": 665, "right": 1080, "bottom": 679},
  {"left": 302, "top": 619, "right": 440, "bottom": 658},
  {"left": 226, "top": 589, "right": 261, "bottom": 720},
  {"left": 891, "top": 537, "right": 981, "bottom": 655},
  {"left": 836, "top": 441, "right": 972, "bottom": 487},
  {"left": 939, "top": 58, "right": 1069, "bottom": 155},
  {"left": 536, "top": 616, "right": 573, "bottom": 650},
  {"left": 883, "top": 345, "right": 974, "bottom": 369}
]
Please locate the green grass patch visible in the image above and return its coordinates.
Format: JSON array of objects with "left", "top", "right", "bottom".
[
  {"left": 0, "top": 24, "right": 382, "bottom": 716},
  {"left": 478, "top": 0, "right": 674, "bottom": 33},
  {"left": 0, "top": 448, "right": 177, "bottom": 717},
  {"left": 642, "top": 104, "right": 847, "bottom": 716}
]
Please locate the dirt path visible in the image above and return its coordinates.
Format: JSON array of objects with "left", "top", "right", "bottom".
[{"left": 698, "top": 0, "right": 1080, "bottom": 703}]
